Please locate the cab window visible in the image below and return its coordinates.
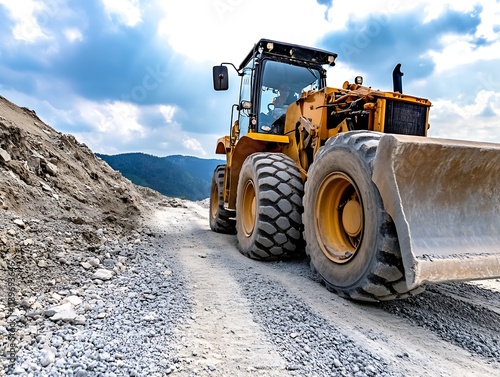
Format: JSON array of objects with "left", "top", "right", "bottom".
[{"left": 258, "top": 60, "right": 321, "bottom": 134}]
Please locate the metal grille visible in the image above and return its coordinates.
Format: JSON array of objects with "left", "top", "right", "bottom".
[{"left": 384, "top": 100, "right": 427, "bottom": 136}]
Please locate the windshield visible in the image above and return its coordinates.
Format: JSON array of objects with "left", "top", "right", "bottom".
[{"left": 258, "top": 60, "right": 321, "bottom": 133}]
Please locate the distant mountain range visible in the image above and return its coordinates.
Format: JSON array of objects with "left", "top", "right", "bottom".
[{"left": 97, "top": 153, "right": 224, "bottom": 201}]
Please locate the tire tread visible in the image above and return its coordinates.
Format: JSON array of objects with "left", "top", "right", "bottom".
[
  {"left": 209, "top": 165, "right": 236, "bottom": 234},
  {"left": 238, "top": 153, "right": 304, "bottom": 260},
  {"left": 305, "top": 131, "right": 425, "bottom": 301}
]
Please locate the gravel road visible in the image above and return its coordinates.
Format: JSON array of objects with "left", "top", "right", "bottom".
[{"left": 1, "top": 199, "right": 500, "bottom": 376}]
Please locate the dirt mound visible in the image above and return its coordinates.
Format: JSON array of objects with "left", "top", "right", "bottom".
[{"left": 0, "top": 95, "right": 163, "bottom": 229}]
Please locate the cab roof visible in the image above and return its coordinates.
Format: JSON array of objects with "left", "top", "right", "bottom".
[{"left": 239, "top": 38, "right": 338, "bottom": 71}]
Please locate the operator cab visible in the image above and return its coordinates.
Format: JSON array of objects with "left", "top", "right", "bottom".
[
  {"left": 213, "top": 39, "right": 337, "bottom": 137},
  {"left": 258, "top": 60, "right": 322, "bottom": 134}
]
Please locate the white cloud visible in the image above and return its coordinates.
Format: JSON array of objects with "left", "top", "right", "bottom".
[
  {"left": 420, "top": 2, "right": 477, "bottom": 23},
  {"left": 64, "top": 28, "right": 83, "bottom": 43},
  {"left": 0, "top": 0, "right": 47, "bottom": 42},
  {"left": 101, "top": 0, "right": 142, "bottom": 27},
  {"left": 325, "top": 0, "right": 500, "bottom": 75},
  {"left": 183, "top": 137, "right": 206, "bottom": 156},
  {"left": 159, "top": 105, "right": 176, "bottom": 123},
  {"left": 156, "top": 0, "right": 330, "bottom": 63},
  {"left": 475, "top": 0, "right": 500, "bottom": 41},
  {"left": 325, "top": 0, "right": 480, "bottom": 29},
  {"left": 325, "top": 0, "right": 406, "bottom": 30},
  {"left": 78, "top": 100, "right": 146, "bottom": 139},
  {"left": 424, "top": 1, "right": 500, "bottom": 73},
  {"left": 427, "top": 38, "right": 500, "bottom": 73},
  {"left": 326, "top": 63, "right": 365, "bottom": 88},
  {"left": 429, "top": 90, "right": 500, "bottom": 143},
  {"left": 0, "top": 82, "right": 215, "bottom": 157},
  {"left": 69, "top": 100, "right": 210, "bottom": 157},
  {"left": 153, "top": 116, "right": 210, "bottom": 156}
]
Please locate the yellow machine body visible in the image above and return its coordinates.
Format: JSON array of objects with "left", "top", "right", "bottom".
[{"left": 210, "top": 38, "right": 500, "bottom": 301}]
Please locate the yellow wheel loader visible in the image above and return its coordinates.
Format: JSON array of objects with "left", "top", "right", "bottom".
[{"left": 210, "top": 39, "right": 500, "bottom": 301}]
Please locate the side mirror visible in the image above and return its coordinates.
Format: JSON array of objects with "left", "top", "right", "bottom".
[{"left": 213, "top": 65, "right": 229, "bottom": 91}]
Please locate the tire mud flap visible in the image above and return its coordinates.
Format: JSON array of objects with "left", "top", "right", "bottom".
[{"left": 372, "top": 134, "right": 500, "bottom": 289}]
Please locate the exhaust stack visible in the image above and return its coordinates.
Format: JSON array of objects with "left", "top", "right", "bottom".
[{"left": 393, "top": 64, "right": 404, "bottom": 93}]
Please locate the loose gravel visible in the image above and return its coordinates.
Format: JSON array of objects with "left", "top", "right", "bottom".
[
  {"left": 2, "top": 201, "right": 500, "bottom": 377},
  {"left": 380, "top": 283, "right": 500, "bottom": 362},
  {"left": 234, "top": 269, "right": 403, "bottom": 377},
  {"left": 0, "top": 205, "right": 192, "bottom": 376}
]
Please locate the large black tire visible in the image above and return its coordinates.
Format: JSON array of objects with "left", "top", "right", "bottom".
[
  {"left": 303, "top": 131, "right": 425, "bottom": 301},
  {"left": 236, "top": 153, "right": 304, "bottom": 260},
  {"left": 209, "top": 165, "right": 236, "bottom": 234}
]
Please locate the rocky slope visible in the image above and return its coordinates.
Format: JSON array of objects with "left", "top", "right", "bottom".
[
  {"left": 0, "top": 95, "right": 182, "bottom": 375},
  {"left": 0, "top": 95, "right": 155, "bottom": 228}
]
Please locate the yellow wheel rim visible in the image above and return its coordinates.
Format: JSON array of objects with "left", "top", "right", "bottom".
[
  {"left": 210, "top": 180, "right": 219, "bottom": 219},
  {"left": 241, "top": 180, "right": 257, "bottom": 237},
  {"left": 315, "top": 172, "right": 363, "bottom": 264}
]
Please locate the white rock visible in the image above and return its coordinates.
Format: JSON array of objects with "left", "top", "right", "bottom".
[
  {"left": 92, "top": 268, "right": 113, "bottom": 281},
  {"left": 13, "top": 219, "right": 25, "bottom": 228},
  {"left": 82, "top": 302, "right": 93, "bottom": 312},
  {"left": 10, "top": 308, "right": 25, "bottom": 318},
  {"left": 37, "top": 260, "right": 48, "bottom": 268},
  {"left": 55, "top": 358, "right": 67, "bottom": 367},
  {"left": 45, "top": 161, "right": 58, "bottom": 175},
  {"left": 99, "top": 352, "right": 111, "bottom": 361},
  {"left": 49, "top": 303, "right": 77, "bottom": 322},
  {"left": 26, "top": 325, "right": 38, "bottom": 334},
  {"left": 31, "top": 151, "right": 44, "bottom": 159},
  {"left": 62, "top": 295, "right": 82, "bottom": 306},
  {"left": 0, "top": 148, "right": 11, "bottom": 162},
  {"left": 40, "top": 182, "right": 52, "bottom": 192},
  {"left": 88, "top": 257, "right": 100, "bottom": 267},
  {"left": 80, "top": 262, "right": 92, "bottom": 270},
  {"left": 20, "top": 297, "right": 36, "bottom": 308},
  {"left": 40, "top": 349, "right": 55, "bottom": 367},
  {"left": 52, "top": 293, "right": 62, "bottom": 301},
  {"left": 74, "top": 315, "right": 86, "bottom": 325},
  {"left": 143, "top": 314, "right": 156, "bottom": 322}
]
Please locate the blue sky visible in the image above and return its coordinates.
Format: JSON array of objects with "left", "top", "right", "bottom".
[{"left": 0, "top": 0, "right": 499, "bottom": 159}]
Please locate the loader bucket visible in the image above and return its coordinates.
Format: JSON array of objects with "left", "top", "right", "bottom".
[{"left": 372, "top": 134, "right": 500, "bottom": 289}]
